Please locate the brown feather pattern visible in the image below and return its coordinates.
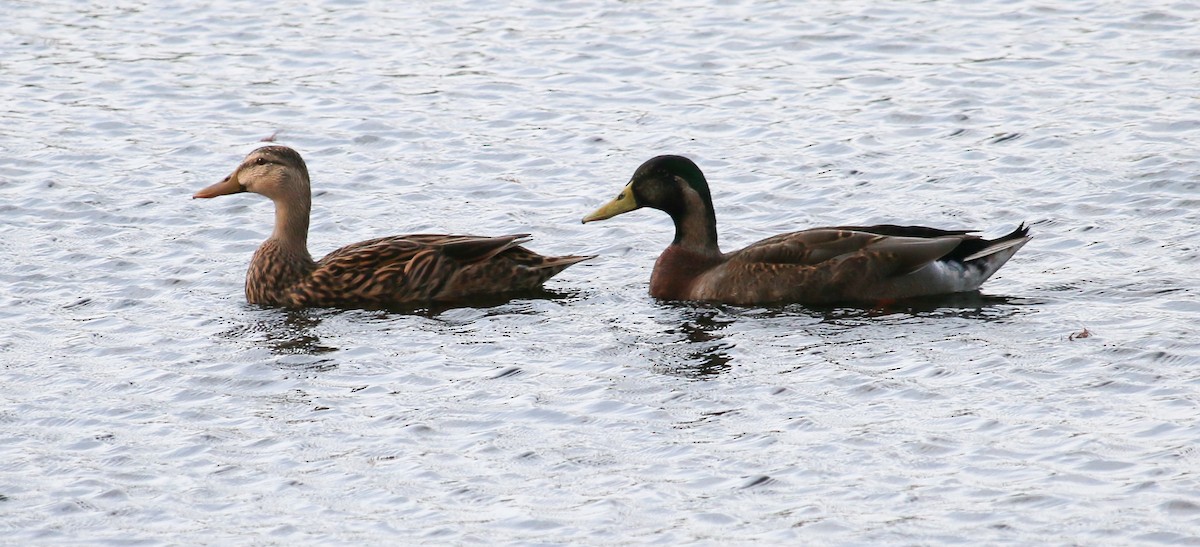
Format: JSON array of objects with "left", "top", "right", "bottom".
[{"left": 197, "top": 147, "right": 591, "bottom": 309}]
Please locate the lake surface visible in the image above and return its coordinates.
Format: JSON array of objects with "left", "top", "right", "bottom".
[{"left": 2, "top": 0, "right": 1199, "bottom": 544}]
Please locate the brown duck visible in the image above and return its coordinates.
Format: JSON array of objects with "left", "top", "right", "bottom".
[
  {"left": 194, "top": 146, "right": 591, "bottom": 308},
  {"left": 583, "top": 155, "right": 1031, "bottom": 306}
]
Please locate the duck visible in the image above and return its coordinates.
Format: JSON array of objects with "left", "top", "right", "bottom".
[
  {"left": 194, "top": 145, "right": 591, "bottom": 308},
  {"left": 582, "top": 155, "right": 1031, "bottom": 306}
]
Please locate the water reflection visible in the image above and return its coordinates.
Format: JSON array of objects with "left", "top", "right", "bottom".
[
  {"left": 751, "top": 291, "right": 1031, "bottom": 325},
  {"left": 260, "top": 309, "right": 339, "bottom": 355},
  {"left": 409, "top": 288, "right": 582, "bottom": 342},
  {"left": 644, "top": 292, "right": 1030, "bottom": 379},
  {"left": 288, "top": 288, "right": 582, "bottom": 321},
  {"left": 219, "top": 308, "right": 339, "bottom": 360},
  {"left": 835, "top": 292, "right": 1027, "bottom": 323},
  {"left": 425, "top": 288, "right": 579, "bottom": 319},
  {"left": 649, "top": 304, "right": 738, "bottom": 380},
  {"left": 217, "top": 290, "right": 581, "bottom": 364}
]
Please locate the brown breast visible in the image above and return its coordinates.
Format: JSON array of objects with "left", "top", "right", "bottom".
[{"left": 649, "top": 245, "right": 723, "bottom": 301}]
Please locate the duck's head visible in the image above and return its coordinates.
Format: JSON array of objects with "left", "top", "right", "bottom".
[
  {"left": 194, "top": 145, "right": 311, "bottom": 202},
  {"left": 582, "top": 155, "right": 714, "bottom": 224}
]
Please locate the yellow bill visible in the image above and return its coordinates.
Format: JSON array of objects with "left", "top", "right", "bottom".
[{"left": 582, "top": 182, "right": 639, "bottom": 223}]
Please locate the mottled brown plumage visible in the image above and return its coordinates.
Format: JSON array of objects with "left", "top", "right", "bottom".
[
  {"left": 583, "top": 155, "right": 1031, "bottom": 306},
  {"left": 195, "top": 146, "right": 591, "bottom": 308}
]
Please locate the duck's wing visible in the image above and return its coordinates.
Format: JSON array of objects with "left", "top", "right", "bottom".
[
  {"left": 698, "top": 225, "right": 1029, "bottom": 304},
  {"left": 289, "top": 235, "right": 470, "bottom": 306},
  {"left": 288, "top": 234, "right": 589, "bottom": 307},
  {"left": 731, "top": 227, "right": 964, "bottom": 274}
]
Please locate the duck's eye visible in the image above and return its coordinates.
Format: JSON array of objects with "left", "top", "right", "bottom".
[{"left": 254, "top": 157, "right": 267, "bottom": 166}]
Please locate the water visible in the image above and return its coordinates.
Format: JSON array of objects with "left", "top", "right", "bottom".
[{"left": 2, "top": 0, "right": 1199, "bottom": 543}]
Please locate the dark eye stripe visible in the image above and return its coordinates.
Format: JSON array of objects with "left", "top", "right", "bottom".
[{"left": 247, "top": 157, "right": 281, "bottom": 168}]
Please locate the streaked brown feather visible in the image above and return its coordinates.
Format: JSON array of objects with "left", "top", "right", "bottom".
[{"left": 198, "top": 147, "right": 592, "bottom": 309}]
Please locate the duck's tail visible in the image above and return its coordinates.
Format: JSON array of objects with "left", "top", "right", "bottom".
[{"left": 959, "top": 223, "right": 1032, "bottom": 283}]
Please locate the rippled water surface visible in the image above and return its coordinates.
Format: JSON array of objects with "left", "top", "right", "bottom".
[{"left": 3, "top": 0, "right": 1200, "bottom": 544}]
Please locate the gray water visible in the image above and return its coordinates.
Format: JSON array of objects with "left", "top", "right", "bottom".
[{"left": 3, "top": 0, "right": 1199, "bottom": 544}]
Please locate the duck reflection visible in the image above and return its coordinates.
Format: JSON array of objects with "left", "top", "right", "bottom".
[
  {"left": 809, "top": 292, "right": 1029, "bottom": 324},
  {"left": 219, "top": 308, "right": 339, "bottom": 365},
  {"left": 421, "top": 287, "right": 578, "bottom": 318},
  {"left": 218, "top": 289, "right": 581, "bottom": 365},
  {"left": 259, "top": 309, "right": 339, "bottom": 356},
  {"left": 650, "top": 304, "right": 737, "bottom": 379},
  {"left": 643, "top": 292, "right": 1028, "bottom": 379}
]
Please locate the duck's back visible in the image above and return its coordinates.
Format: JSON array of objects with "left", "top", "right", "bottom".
[
  {"left": 682, "top": 225, "right": 1030, "bottom": 305},
  {"left": 281, "top": 234, "right": 589, "bottom": 308}
]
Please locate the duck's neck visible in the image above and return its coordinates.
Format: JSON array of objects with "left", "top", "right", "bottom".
[
  {"left": 650, "top": 192, "right": 723, "bottom": 300},
  {"left": 270, "top": 192, "right": 312, "bottom": 256},
  {"left": 246, "top": 193, "right": 316, "bottom": 306},
  {"left": 670, "top": 190, "right": 721, "bottom": 257}
]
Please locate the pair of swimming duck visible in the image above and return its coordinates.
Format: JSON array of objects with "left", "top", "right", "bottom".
[{"left": 194, "top": 146, "right": 1031, "bottom": 309}]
